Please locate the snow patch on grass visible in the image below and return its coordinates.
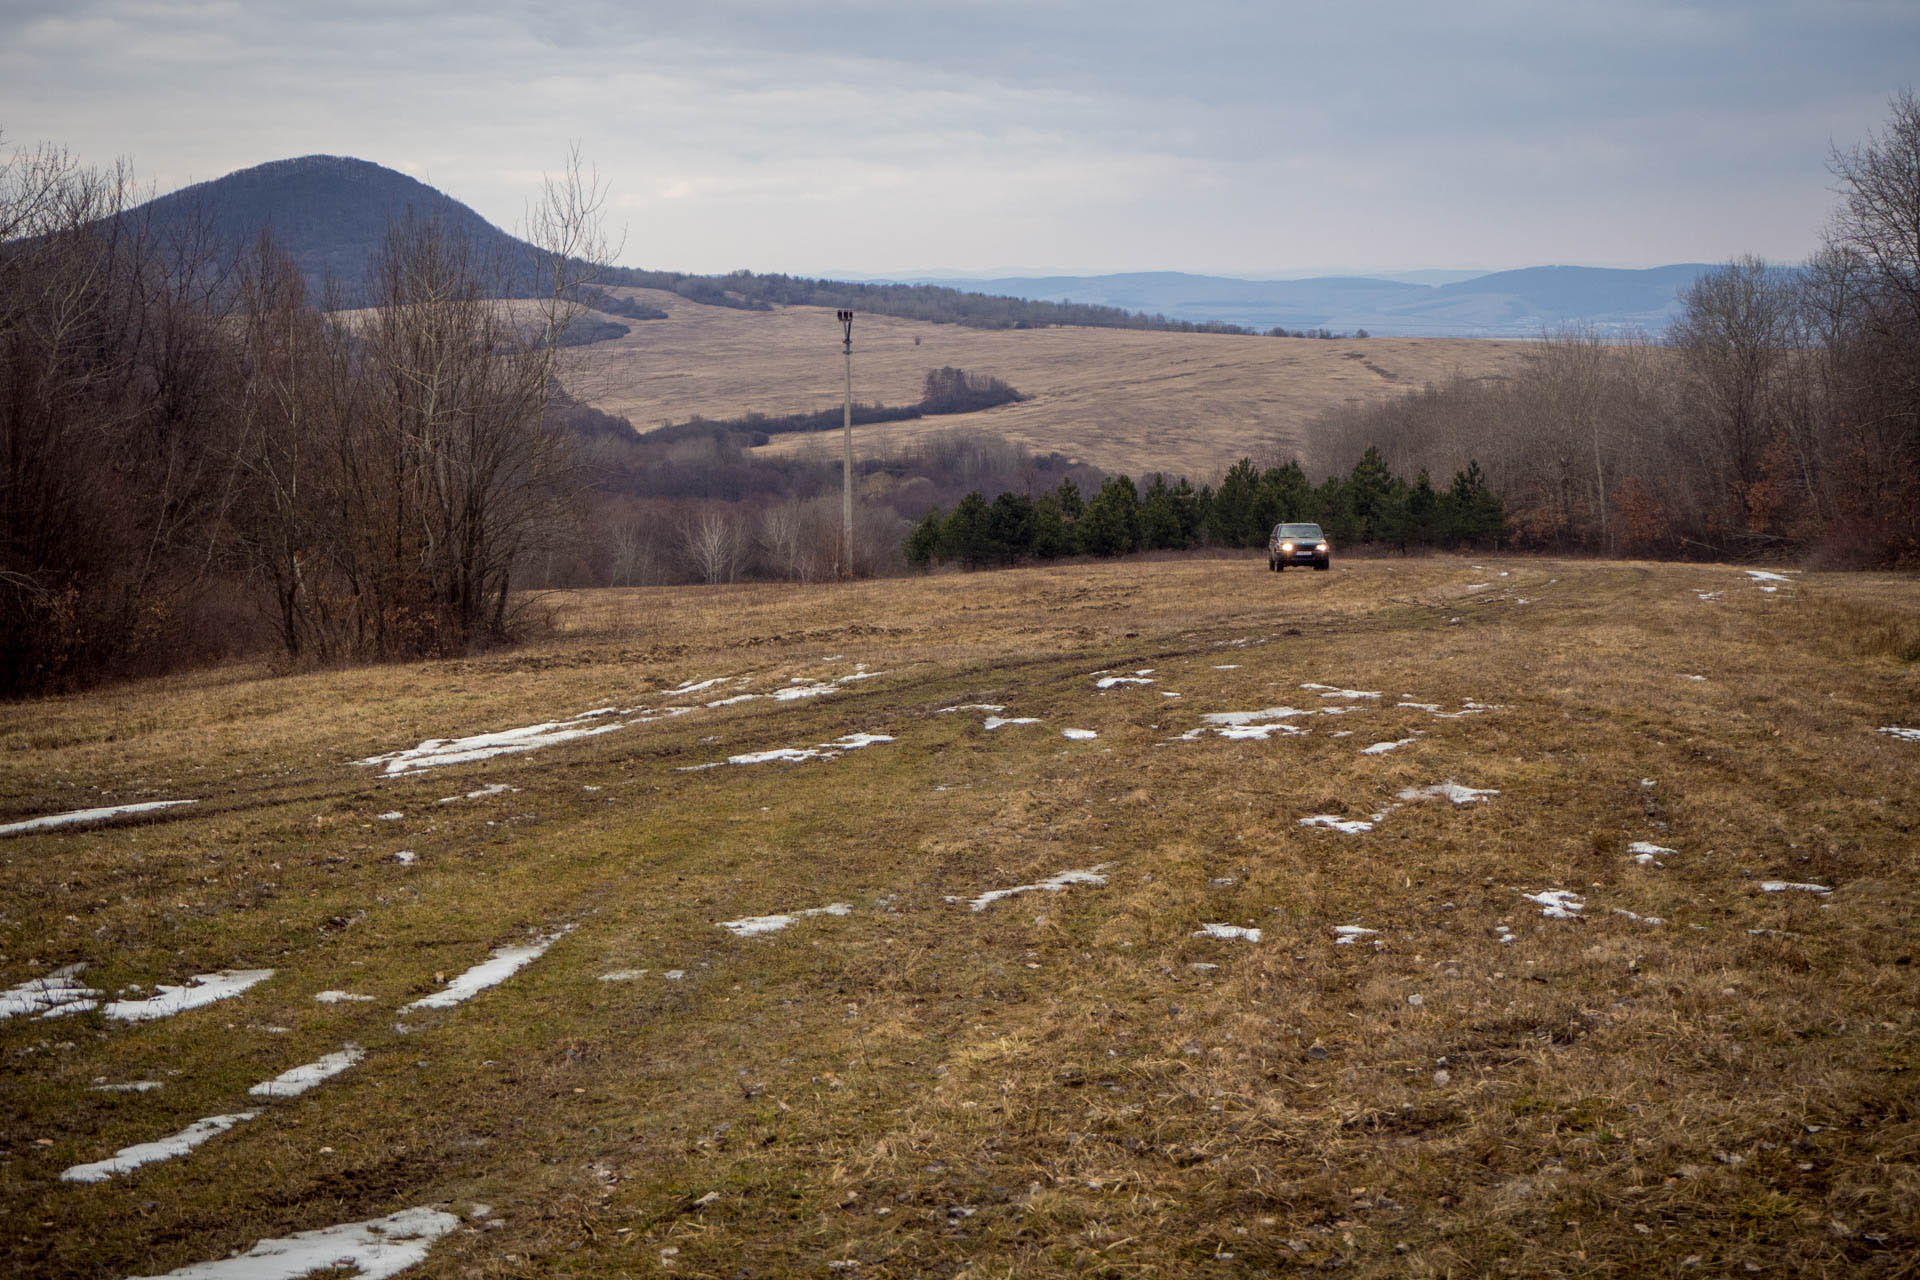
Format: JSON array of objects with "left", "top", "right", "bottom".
[
  {"left": 1061, "top": 728, "right": 1098, "bottom": 741},
  {"left": 1332, "top": 926, "right": 1378, "bottom": 945},
  {"left": 1299, "top": 815, "right": 1374, "bottom": 834},
  {"left": 1397, "top": 781, "right": 1498, "bottom": 805},
  {"left": 1361, "top": 737, "right": 1419, "bottom": 755},
  {"left": 248, "top": 1045, "right": 365, "bottom": 1098},
  {"left": 401, "top": 930, "right": 569, "bottom": 1013},
  {"left": 105, "top": 970, "right": 274, "bottom": 1023},
  {"left": 0, "top": 800, "right": 193, "bottom": 838},
  {"left": 955, "top": 866, "right": 1109, "bottom": 912},
  {"left": 61, "top": 1112, "right": 256, "bottom": 1183},
  {"left": 982, "top": 716, "right": 1041, "bottom": 730},
  {"left": 1878, "top": 726, "right": 1920, "bottom": 742},
  {"left": 1194, "top": 923, "right": 1261, "bottom": 942},
  {"left": 688, "top": 732, "right": 894, "bottom": 769},
  {"left": 1522, "top": 889, "right": 1585, "bottom": 919},
  {"left": 719, "top": 903, "right": 852, "bottom": 938},
  {"left": 1301, "top": 683, "right": 1381, "bottom": 699},
  {"left": 437, "top": 784, "right": 516, "bottom": 804},
  {"left": 1760, "top": 881, "right": 1832, "bottom": 894},
  {"left": 360, "top": 711, "right": 635, "bottom": 776},
  {"left": 123, "top": 1205, "right": 461, "bottom": 1280},
  {"left": 0, "top": 963, "right": 101, "bottom": 1020},
  {"left": 313, "top": 991, "right": 374, "bottom": 1004}
]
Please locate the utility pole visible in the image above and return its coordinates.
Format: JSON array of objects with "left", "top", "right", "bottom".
[{"left": 838, "top": 309, "right": 854, "bottom": 578}]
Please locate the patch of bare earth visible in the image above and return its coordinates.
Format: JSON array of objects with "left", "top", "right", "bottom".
[{"left": 1, "top": 555, "right": 1914, "bottom": 1277}]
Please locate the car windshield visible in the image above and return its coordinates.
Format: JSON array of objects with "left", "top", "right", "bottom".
[{"left": 1277, "top": 524, "right": 1324, "bottom": 540}]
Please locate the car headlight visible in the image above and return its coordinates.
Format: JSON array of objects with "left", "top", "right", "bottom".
[
  {"left": 1316, "top": 543, "right": 1328, "bottom": 552},
  {"left": 1280, "top": 542, "right": 1294, "bottom": 552}
]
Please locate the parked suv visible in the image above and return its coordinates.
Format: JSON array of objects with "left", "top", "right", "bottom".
[{"left": 1267, "top": 522, "right": 1330, "bottom": 571}]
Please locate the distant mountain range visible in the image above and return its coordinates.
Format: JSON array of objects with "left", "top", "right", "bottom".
[
  {"left": 878, "top": 267, "right": 1717, "bottom": 337},
  {"left": 120, "top": 156, "right": 1712, "bottom": 337}
]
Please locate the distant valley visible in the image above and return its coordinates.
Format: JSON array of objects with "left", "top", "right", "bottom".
[{"left": 878, "top": 265, "right": 1716, "bottom": 337}]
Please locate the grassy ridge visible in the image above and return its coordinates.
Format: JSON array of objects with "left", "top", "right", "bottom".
[{"left": 2, "top": 556, "right": 1916, "bottom": 1277}]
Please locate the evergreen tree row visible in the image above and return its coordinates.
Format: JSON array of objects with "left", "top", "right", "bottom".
[{"left": 904, "top": 448, "right": 1507, "bottom": 570}]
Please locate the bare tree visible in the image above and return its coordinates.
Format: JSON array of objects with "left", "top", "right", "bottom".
[{"left": 681, "top": 507, "right": 745, "bottom": 584}]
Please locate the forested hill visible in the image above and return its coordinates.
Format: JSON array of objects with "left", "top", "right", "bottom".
[{"left": 119, "top": 156, "right": 1263, "bottom": 332}]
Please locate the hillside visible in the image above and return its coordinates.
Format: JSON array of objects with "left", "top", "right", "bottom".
[
  {"left": 128, "top": 155, "right": 547, "bottom": 304},
  {"left": 562, "top": 288, "right": 1536, "bottom": 480},
  {"left": 3, "top": 556, "right": 1915, "bottom": 1276}
]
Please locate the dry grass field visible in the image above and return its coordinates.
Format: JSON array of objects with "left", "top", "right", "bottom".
[
  {"left": 561, "top": 289, "right": 1536, "bottom": 480},
  {"left": 2, "top": 553, "right": 1916, "bottom": 1278}
]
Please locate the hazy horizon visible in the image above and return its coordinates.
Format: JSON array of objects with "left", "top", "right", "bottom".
[{"left": 6, "top": 2, "right": 1916, "bottom": 276}]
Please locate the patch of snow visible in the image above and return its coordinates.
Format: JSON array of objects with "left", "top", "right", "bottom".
[
  {"left": 1299, "top": 815, "right": 1374, "bottom": 834},
  {"left": 1759, "top": 881, "right": 1831, "bottom": 894},
  {"left": 90, "top": 1080, "right": 163, "bottom": 1093},
  {"left": 61, "top": 1112, "right": 257, "bottom": 1183},
  {"left": 1628, "top": 841, "right": 1674, "bottom": 867},
  {"left": 1194, "top": 923, "right": 1262, "bottom": 943},
  {"left": 718, "top": 903, "right": 852, "bottom": 938},
  {"left": 1096, "top": 676, "right": 1154, "bottom": 689},
  {"left": 958, "top": 866, "right": 1109, "bottom": 912},
  {"left": 1465, "top": 583, "right": 1491, "bottom": 592},
  {"left": 436, "top": 784, "right": 516, "bottom": 804},
  {"left": 1397, "top": 781, "right": 1498, "bottom": 805},
  {"left": 1061, "top": 728, "right": 1098, "bottom": 741},
  {"left": 1682, "top": 674, "right": 1706, "bottom": 681},
  {"left": 664, "top": 677, "right": 732, "bottom": 697},
  {"left": 249, "top": 1045, "right": 365, "bottom": 1098},
  {"left": 1361, "top": 737, "right": 1419, "bottom": 755},
  {"left": 360, "top": 711, "right": 633, "bottom": 776},
  {"left": 1301, "top": 683, "right": 1381, "bottom": 699},
  {"left": 1521, "top": 889, "right": 1585, "bottom": 919},
  {"left": 664, "top": 969, "right": 685, "bottom": 980},
  {"left": 122, "top": 1206, "right": 461, "bottom": 1280},
  {"left": 1395, "top": 700, "right": 1503, "bottom": 719},
  {"left": 401, "top": 930, "right": 569, "bottom": 1012},
  {"left": 1212, "top": 664, "right": 1240, "bottom": 670},
  {"left": 599, "top": 969, "right": 648, "bottom": 982},
  {"left": 376, "top": 812, "right": 404, "bottom": 822},
  {"left": 938, "top": 704, "right": 1005, "bottom": 714},
  {"left": 982, "top": 716, "right": 1041, "bottom": 730},
  {"left": 1611, "top": 908, "right": 1665, "bottom": 925},
  {"left": 393, "top": 851, "right": 416, "bottom": 865},
  {"left": 1332, "top": 926, "right": 1377, "bottom": 945},
  {"left": 313, "top": 991, "right": 374, "bottom": 1004},
  {"left": 0, "top": 963, "right": 102, "bottom": 1020},
  {"left": 1204, "top": 707, "right": 1313, "bottom": 726},
  {"left": 1494, "top": 924, "right": 1515, "bottom": 944},
  {"left": 705, "top": 693, "right": 762, "bottom": 708},
  {"left": 1878, "top": 726, "right": 1920, "bottom": 742},
  {"left": 1695, "top": 591, "right": 1722, "bottom": 601},
  {"left": 1744, "top": 570, "right": 1793, "bottom": 583},
  {"left": 105, "top": 970, "right": 274, "bottom": 1023},
  {"left": 0, "top": 800, "right": 194, "bottom": 838},
  {"left": 700, "top": 732, "right": 894, "bottom": 768},
  {"left": 1190, "top": 962, "right": 1220, "bottom": 972},
  {"left": 772, "top": 682, "right": 839, "bottom": 701}
]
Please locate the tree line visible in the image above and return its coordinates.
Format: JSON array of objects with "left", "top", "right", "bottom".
[
  {"left": 1307, "top": 92, "right": 1920, "bottom": 568},
  {"left": 0, "top": 139, "right": 606, "bottom": 693},
  {"left": 639, "top": 367, "right": 1026, "bottom": 445},
  {"left": 904, "top": 451, "right": 1507, "bottom": 570}
]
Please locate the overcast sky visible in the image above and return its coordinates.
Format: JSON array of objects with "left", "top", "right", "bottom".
[{"left": 4, "top": 1, "right": 1915, "bottom": 277}]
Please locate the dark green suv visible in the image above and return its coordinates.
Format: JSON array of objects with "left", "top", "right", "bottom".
[{"left": 1267, "top": 522, "right": 1330, "bottom": 571}]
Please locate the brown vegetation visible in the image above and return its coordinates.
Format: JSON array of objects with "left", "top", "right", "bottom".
[
  {"left": 1, "top": 555, "right": 1914, "bottom": 1277},
  {"left": 558, "top": 296, "right": 1534, "bottom": 481}
]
